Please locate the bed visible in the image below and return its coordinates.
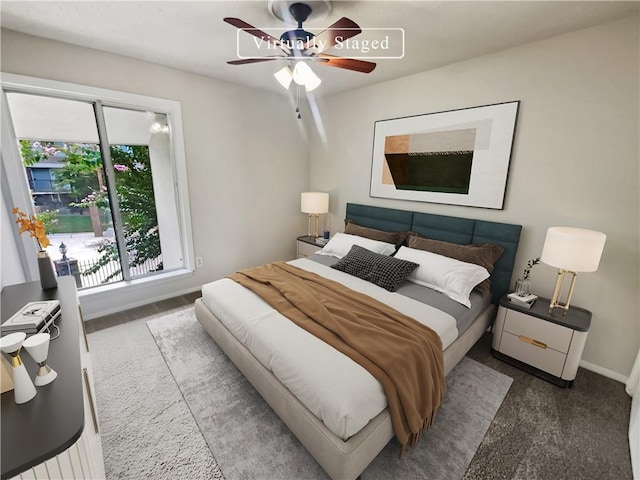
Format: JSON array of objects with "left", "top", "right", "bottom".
[{"left": 195, "top": 203, "right": 521, "bottom": 480}]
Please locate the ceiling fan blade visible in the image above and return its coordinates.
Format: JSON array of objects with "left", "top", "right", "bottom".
[
  {"left": 227, "top": 56, "right": 285, "bottom": 65},
  {"left": 224, "top": 17, "right": 283, "bottom": 46},
  {"left": 305, "top": 17, "right": 361, "bottom": 52},
  {"left": 317, "top": 54, "right": 376, "bottom": 73}
]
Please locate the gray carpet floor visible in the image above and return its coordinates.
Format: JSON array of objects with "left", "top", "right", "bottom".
[
  {"left": 465, "top": 334, "right": 632, "bottom": 479},
  {"left": 87, "top": 292, "right": 633, "bottom": 479},
  {"left": 88, "top": 305, "right": 223, "bottom": 479},
  {"left": 147, "top": 308, "right": 512, "bottom": 480}
]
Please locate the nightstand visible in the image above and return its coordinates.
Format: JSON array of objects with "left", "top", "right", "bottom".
[
  {"left": 296, "top": 235, "right": 325, "bottom": 259},
  {"left": 491, "top": 295, "right": 591, "bottom": 388}
]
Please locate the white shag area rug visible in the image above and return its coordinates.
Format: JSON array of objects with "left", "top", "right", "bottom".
[{"left": 89, "top": 311, "right": 223, "bottom": 479}]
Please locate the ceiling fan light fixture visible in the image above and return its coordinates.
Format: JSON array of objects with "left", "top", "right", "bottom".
[
  {"left": 292, "top": 61, "right": 321, "bottom": 91},
  {"left": 304, "top": 72, "right": 321, "bottom": 92},
  {"left": 292, "top": 61, "right": 311, "bottom": 84},
  {"left": 274, "top": 66, "right": 293, "bottom": 89},
  {"left": 226, "top": 4, "right": 375, "bottom": 95}
]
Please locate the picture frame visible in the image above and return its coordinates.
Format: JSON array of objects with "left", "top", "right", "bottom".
[{"left": 370, "top": 101, "right": 519, "bottom": 209}]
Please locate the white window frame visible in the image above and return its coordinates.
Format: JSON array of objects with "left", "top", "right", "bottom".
[{"left": 1, "top": 73, "right": 196, "bottom": 298}]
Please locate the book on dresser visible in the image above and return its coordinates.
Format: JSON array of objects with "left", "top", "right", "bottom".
[{"left": 1, "top": 300, "right": 61, "bottom": 334}]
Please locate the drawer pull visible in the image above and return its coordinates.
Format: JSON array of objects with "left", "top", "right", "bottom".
[
  {"left": 518, "top": 335, "right": 548, "bottom": 349},
  {"left": 83, "top": 368, "right": 100, "bottom": 434}
]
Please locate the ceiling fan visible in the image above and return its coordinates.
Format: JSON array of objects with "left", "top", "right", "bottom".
[{"left": 224, "top": 1, "right": 377, "bottom": 91}]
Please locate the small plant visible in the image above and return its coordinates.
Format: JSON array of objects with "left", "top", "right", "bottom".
[
  {"left": 12, "top": 207, "right": 50, "bottom": 250},
  {"left": 521, "top": 257, "right": 540, "bottom": 280}
]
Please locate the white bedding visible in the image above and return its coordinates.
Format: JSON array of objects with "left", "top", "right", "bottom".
[{"left": 201, "top": 258, "right": 458, "bottom": 440}]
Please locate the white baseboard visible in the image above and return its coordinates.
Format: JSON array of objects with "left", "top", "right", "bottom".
[
  {"left": 82, "top": 286, "right": 201, "bottom": 320},
  {"left": 580, "top": 359, "right": 629, "bottom": 384}
]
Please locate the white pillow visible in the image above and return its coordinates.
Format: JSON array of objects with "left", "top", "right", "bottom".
[
  {"left": 394, "top": 246, "right": 490, "bottom": 308},
  {"left": 318, "top": 232, "right": 396, "bottom": 259}
]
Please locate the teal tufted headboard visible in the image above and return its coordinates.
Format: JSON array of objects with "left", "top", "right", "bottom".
[{"left": 345, "top": 203, "right": 522, "bottom": 304}]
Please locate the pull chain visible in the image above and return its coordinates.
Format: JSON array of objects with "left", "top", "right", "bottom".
[{"left": 296, "top": 84, "right": 301, "bottom": 119}]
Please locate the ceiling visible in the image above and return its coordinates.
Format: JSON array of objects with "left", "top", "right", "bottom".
[{"left": 1, "top": 1, "right": 638, "bottom": 98}]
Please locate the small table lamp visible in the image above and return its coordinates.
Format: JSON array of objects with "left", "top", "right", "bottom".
[
  {"left": 23, "top": 333, "right": 57, "bottom": 386},
  {"left": 301, "top": 192, "right": 329, "bottom": 237},
  {"left": 541, "top": 226, "right": 606, "bottom": 314},
  {"left": 0, "top": 332, "right": 37, "bottom": 404}
]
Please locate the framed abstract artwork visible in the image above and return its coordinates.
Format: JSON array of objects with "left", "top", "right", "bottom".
[{"left": 370, "top": 101, "right": 519, "bottom": 209}]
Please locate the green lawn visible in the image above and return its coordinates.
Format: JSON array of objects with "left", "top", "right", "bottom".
[{"left": 50, "top": 215, "right": 92, "bottom": 233}]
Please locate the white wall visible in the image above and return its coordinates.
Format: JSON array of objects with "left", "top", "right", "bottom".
[
  {"left": 308, "top": 17, "right": 639, "bottom": 379},
  {"left": 1, "top": 188, "right": 26, "bottom": 286},
  {"left": 1, "top": 29, "right": 309, "bottom": 317}
]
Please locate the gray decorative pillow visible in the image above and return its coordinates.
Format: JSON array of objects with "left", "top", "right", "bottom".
[{"left": 331, "top": 244, "right": 419, "bottom": 292}]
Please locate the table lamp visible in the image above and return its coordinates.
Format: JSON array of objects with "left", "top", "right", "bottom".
[
  {"left": 23, "top": 333, "right": 57, "bottom": 386},
  {"left": 301, "top": 192, "right": 329, "bottom": 237},
  {"left": 540, "top": 226, "right": 606, "bottom": 314},
  {"left": 0, "top": 332, "right": 37, "bottom": 404}
]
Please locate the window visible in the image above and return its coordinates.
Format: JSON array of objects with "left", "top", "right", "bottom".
[{"left": 2, "top": 74, "right": 194, "bottom": 292}]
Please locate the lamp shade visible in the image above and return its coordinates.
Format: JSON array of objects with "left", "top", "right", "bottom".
[
  {"left": 292, "top": 62, "right": 322, "bottom": 91},
  {"left": 274, "top": 66, "right": 293, "bottom": 89},
  {"left": 304, "top": 73, "right": 322, "bottom": 92},
  {"left": 541, "top": 227, "right": 606, "bottom": 272},
  {"left": 301, "top": 192, "right": 329, "bottom": 214}
]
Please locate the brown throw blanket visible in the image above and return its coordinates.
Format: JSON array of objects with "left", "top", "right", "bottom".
[{"left": 229, "top": 261, "right": 445, "bottom": 451}]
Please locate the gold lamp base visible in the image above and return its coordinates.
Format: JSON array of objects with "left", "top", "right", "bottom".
[
  {"left": 548, "top": 269, "right": 578, "bottom": 315},
  {"left": 307, "top": 213, "right": 320, "bottom": 238}
]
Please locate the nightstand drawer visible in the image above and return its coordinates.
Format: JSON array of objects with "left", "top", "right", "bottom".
[
  {"left": 503, "top": 309, "right": 573, "bottom": 353},
  {"left": 499, "top": 331, "right": 566, "bottom": 378},
  {"left": 297, "top": 240, "right": 321, "bottom": 258}
]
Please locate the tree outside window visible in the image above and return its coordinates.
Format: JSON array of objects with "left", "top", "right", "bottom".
[{"left": 19, "top": 140, "right": 162, "bottom": 284}]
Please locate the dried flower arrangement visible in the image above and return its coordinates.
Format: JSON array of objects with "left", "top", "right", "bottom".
[
  {"left": 521, "top": 257, "right": 540, "bottom": 280},
  {"left": 12, "top": 207, "right": 50, "bottom": 250}
]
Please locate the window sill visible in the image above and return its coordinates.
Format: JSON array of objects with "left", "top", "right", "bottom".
[{"left": 77, "top": 267, "right": 195, "bottom": 318}]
